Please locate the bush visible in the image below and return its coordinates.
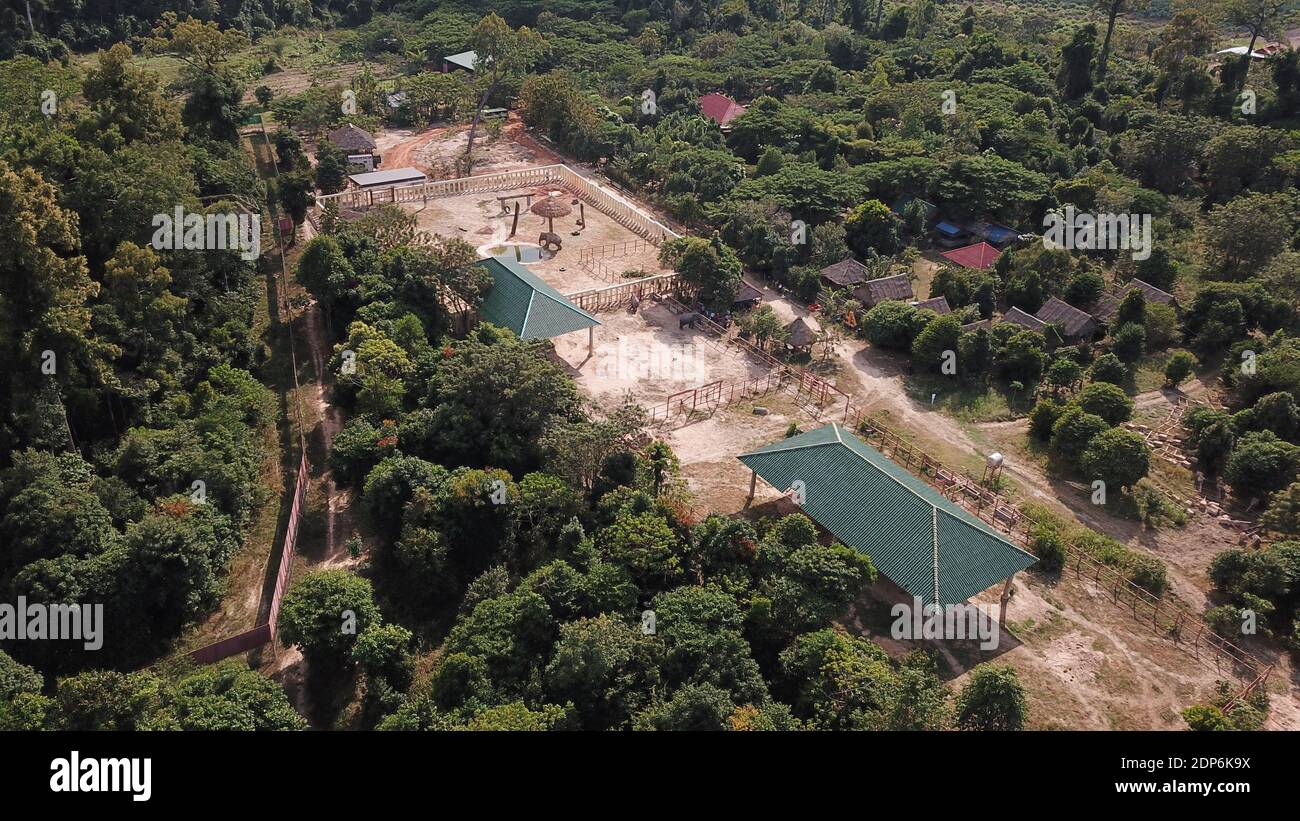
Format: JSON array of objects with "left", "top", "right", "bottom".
[
  {"left": 955, "top": 664, "right": 1027, "bottom": 731},
  {"left": 1029, "top": 399, "right": 1065, "bottom": 442},
  {"left": 1076, "top": 381, "right": 1134, "bottom": 426},
  {"left": 1050, "top": 406, "right": 1109, "bottom": 466},
  {"left": 1029, "top": 524, "right": 1067, "bottom": 573},
  {"left": 1128, "top": 554, "right": 1168, "bottom": 596},
  {"left": 1089, "top": 353, "right": 1127, "bottom": 384},
  {"left": 1164, "top": 351, "right": 1196, "bottom": 386}
]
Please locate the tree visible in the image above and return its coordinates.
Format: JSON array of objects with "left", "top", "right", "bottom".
[
  {"left": 1116, "top": 289, "right": 1146, "bottom": 327},
  {"left": 1046, "top": 358, "right": 1083, "bottom": 394},
  {"left": 144, "top": 14, "right": 249, "bottom": 142},
  {"left": 1089, "top": 353, "right": 1127, "bottom": 384},
  {"left": 1095, "top": 1, "right": 1150, "bottom": 82},
  {"left": 1222, "top": 0, "right": 1293, "bottom": 89},
  {"left": 277, "top": 168, "right": 316, "bottom": 232},
  {"left": 633, "top": 683, "right": 737, "bottom": 731},
  {"left": 1111, "top": 321, "right": 1146, "bottom": 364},
  {"left": 955, "top": 664, "right": 1027, "bottom": 730},
  {"left": 843, "top": 199, "right": 901, "bottom": 257},
  {"left": 278, "top": 570, "right": 382, "bottom": 667},
  {"left": 742, "top": 304, "right": 789, "bottom": 350},
  {"left": 1262, "top": 482, "right": 1300, "bottom": 535},
  {"left": 659, "top": 234, "right": 743, "bottom": 313},
  {"left": 1051, "top": 406, "right": 1110, "bottom": 465},
  {"left": 463, "top": 14, "right": 544, "bottom": 164},
  {"left": 1164, "top": 351, "right": 1196, "bottom": 386},
  {"left": 1081, "top": 427, "right": 1151, "bottom": 490},
  {"left": 1076, "top": 381, "right": 1134, "bottom": 426},
  {"left": 1057, "top": 24, "right": 1097, "bottom": 100},
  {"left": 315, "top": 141, "right": 350, "bottom": 195},
  {"left": 862, "top": 301, "right": 928, "bottom": 352},
  {"left": 543, "top": 614, "right": 660, "bottom": 730},
  {"left": 0, "top": 163, "right": 110, "bottom": 451},
  {"left": 911, "top": 315, "right": 961, "bottom": 373},
  {"left": 1203, "top": 193, "right": 1293, "bottom": 277},
  {"left": 1224, "top": 431, "right": 1299, "bottom": 500},
  {"left": 163, "top": 662, "right": 306, "bottom": 730},
  {"left": 353, "top": 623, "right": 416, "bottom": 695},
  {"left": 422, "top": 332, "right": 581, "bottom": 473}
]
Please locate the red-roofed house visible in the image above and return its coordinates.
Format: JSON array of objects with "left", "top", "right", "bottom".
[
  {"left": 698, "top": 93, "right": 748, "bottom": 128},
  {"left": 940, "top": 242, "right": 1002, "bottom": 270}
]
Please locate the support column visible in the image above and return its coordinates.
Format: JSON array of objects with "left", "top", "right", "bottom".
[
  {"left": 999, "top": 573, "right": 1017, "bottom": 625},
  {"left": 588, "top": 326, "right": 594, "bottom": 357},
  {"left": 746, "top": 470, "right": 757, "bottom": 505}
]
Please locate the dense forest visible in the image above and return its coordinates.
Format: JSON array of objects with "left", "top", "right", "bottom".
[{"left": 1, "top": 0, "right": 1298, "bottom": 732}]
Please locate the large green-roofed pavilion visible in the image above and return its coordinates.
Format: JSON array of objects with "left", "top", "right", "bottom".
[
  {"left": 476, "top": 255, "right": 600, "bottom": 345},
  {"left": 738, "top": 423, "right": 1036, "bottom": 607}
]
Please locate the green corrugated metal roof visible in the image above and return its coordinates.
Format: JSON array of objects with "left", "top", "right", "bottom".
[
  {"left": 738, "top": 423, "right": 1036, "bottom": 606},
  {"left": 477, "top": 256, "right": 600, "bottom": 340}
]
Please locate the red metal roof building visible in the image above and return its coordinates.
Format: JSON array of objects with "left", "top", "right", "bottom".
[
  {"left": 940, "top": 241, "right": 1002, "bottom": 270},
  {"left": 698, "top": 93, "right": 748, "bottom": 128}
]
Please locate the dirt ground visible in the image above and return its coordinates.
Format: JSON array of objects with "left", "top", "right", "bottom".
[
  {"left": 666, "top": 286, "right": 1300, "bottom": 728},
  {"left": 553, "top": 302, "right": 773, "bottom": 409},
  {"left": 400, "top": 186, "right": 669, "bottom": 296}
]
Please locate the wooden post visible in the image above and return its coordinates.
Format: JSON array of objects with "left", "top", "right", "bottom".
[
  {"left": 747, "top": 470, "right": 757, "bottom": 505},
  {"left": 588, "top": 326, "right": 594, "bottom": 357},
  {"left": 999, "top": 573, "right": 1016, "bottom": 625}
]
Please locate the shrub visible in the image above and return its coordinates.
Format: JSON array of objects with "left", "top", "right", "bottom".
[
  {"left": 1050, "top": 406, "right": 1109, "bottom": 466},
  {"left": 1029, "top": 524, "right": 1067, "bottom": 573},
  {"left": 1164, "top": 351, "right": 1196, "bottom": 386},
  {"left": 1089, "top": 353, "right": 1127, "bottom": 384},
  {"left": 1076, "top": 381, "right": 1134, "bottom": 426},
  {"left": 1029, "top": 399, "right": 1065, "bottom": 442},
  {"left": 1128, "top": 555, "right": 1168, "bottom": 596}
]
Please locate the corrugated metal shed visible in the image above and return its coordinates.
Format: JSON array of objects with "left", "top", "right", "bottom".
[
  {"left": 940, "top": 241, "right": 1001, "bottom": 270},
  {"left": 738, "top": 424, "right": 1036, "bottom": 606},
  {"left": 477, "top": 255, "right": 600, "bottom": 340},
  {"left": 348, "top": 167, "right": 428, "bottom": 188}
]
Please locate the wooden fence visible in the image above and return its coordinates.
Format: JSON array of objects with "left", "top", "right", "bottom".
[
  {"left": 564, "top": 273, "right": 682, "bottom": 313},
  {"left": 315, "top": 164, "right": 681, "bottom": 244}
]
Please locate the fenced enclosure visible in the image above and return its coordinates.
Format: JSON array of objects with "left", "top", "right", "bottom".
[{"left": 315, "top": 164, "right": 681, "bottom": 245}]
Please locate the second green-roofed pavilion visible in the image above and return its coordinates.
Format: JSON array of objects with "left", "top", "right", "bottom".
[{"left": 739, "top": 423, "right": 1036, "bottom": 615}]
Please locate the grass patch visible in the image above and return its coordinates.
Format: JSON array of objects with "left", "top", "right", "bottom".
[{"left": 903, "top": 374, "right": 1019, "bottom": 422}]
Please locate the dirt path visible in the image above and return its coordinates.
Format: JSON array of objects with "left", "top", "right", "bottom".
[{"left": 380, "top": 125, "right": 443, "bottom": 174}]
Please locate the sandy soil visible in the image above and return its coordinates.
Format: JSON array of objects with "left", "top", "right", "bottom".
[{"left": 553, "top": 302, "right": 774, "bottom": 410}]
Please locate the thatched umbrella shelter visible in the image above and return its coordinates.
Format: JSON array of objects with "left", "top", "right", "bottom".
[{"left": 531, "top": 193, "right": 573, "bottom": 234}]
